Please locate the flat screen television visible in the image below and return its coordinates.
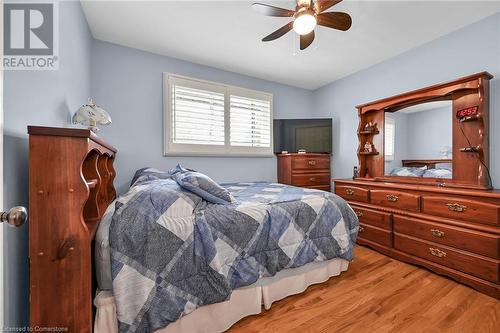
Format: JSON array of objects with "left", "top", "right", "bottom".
[{"left": 273, "top": 118, "right": 332, "bottom": 154}]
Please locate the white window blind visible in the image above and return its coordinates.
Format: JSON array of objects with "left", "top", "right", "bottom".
[
  {"left": 164, "top": 74, "right": 273, "bottom": 156},
  {"left": 171, "top": 85, "right": 225, "bottom": 145},
  {"left": 385, "top": 117, "right": 395, "bottom": 161},
  {"left": 230, "top": 94, "right": 271, "bottom": 147}
]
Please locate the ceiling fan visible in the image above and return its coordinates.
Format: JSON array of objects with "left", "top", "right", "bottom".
[{"left": 252, "top": 0, "right": 352, "bottom": 50}]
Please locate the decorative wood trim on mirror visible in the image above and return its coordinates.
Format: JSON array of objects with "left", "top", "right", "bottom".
[{"left": 355, "top": 72, "right": 493, "bottom": 190}]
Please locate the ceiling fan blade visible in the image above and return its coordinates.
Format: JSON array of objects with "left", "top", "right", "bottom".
[
  {"left": 300, "top": 30, "right": 315, "bottom": 50},
  {"left": 317, "top": 12, "right": 352, "bottom": 31},
  {"left": 262, "top": 22, "right": 293, "bottom": 42},
  {"left": 314, "top": 0, "right": 343, "bottom": 13},
  {"left": 252, "top": 3, "right": 295, "bottom": 17}
]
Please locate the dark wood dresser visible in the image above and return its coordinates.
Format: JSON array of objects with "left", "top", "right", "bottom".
[
  {"left": 28, "top": 126, "right": 117, "bottom": 332},
  {"left": 277, "top": 153, "right": 331, "bottom": 191},
  {"left": 334, "top": 179, "right": 500, "bottom": 299}
]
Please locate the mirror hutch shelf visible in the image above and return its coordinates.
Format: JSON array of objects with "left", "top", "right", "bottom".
[{"left": 334, "top": 72, "right": 500, "bottom": 299}]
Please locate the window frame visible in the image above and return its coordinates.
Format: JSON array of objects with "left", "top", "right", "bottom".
[
  {"left": 384, "top": 116, "right": 395, "bottom": 161},
  {"left": 163, "top": 73, "right": 274, "bottom": 157}
]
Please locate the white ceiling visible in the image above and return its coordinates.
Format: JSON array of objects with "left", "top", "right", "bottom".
[{"left": 81, "top": 0, "right": 500, "bottom": 90}]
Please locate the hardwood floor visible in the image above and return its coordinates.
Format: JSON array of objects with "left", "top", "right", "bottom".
[{"left": 229, "top": 246, "right": 500, "bottom": 333}]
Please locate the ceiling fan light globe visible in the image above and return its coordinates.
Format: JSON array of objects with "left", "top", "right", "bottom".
[{"left": 293, "top": 13, "right": 316, "bottom": 35}]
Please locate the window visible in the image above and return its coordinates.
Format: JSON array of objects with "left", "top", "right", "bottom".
[
  {"left": 230, "top": 91, "right": 271, "bottom": 148},
  {"left": 164, "top": 74, "right": 273, "bottom": 156},
  {"left": 170, "top": 79, "right": 225, "bottom": 146},
  {"left": 385, "top": 117, "right": 395, "bottom": 161}
]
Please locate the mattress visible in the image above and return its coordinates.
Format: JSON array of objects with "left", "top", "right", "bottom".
[{"left": 96, "top": 168, "right": 358, "bottom": 332}]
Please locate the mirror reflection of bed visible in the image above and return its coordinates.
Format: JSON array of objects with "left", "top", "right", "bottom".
[{"left": 384, "top": 100, "right": 453, "bottom": 179}]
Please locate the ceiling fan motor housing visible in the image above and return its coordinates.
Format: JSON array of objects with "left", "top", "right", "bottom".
[
  {"left": 294, "top": 6, "right": 317, "bottom": 20},
  {"left": 296, "top": 0, "right": 314, "bottom": 10}
]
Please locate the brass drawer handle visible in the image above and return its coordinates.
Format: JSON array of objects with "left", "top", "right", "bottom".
[
  {"left": 429, "top": 248, "right": 446, "bottom": 258},
  {"left": 355, "top": 211, "right": 363, "bottom": 218},
  {"left": 386, "top": 194, "right": 399, "bottom": 202},
  {"left": 308, "top": 160, "right": 316, "bottom": 166},
  {"left": 430, "top": 229, "right": 445, "bottom": 238},
  {"left": 309, "top": 177, "right": 316, "bottom": 182},
  {"left": 447, "top": 203, "right": 467, "bottom": 212},
  {"left": 359, "top": 226, "right": 365, "bottom": 233},
  {"left": 346, "top": 188, "right": 354, "bottom": 196}
]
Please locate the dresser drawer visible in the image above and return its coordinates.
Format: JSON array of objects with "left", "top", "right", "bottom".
[
  {"left": 370, "top": 190, "right": 420, "bottom": 212},
  {"left": 394, "top": 215, "right": 499, "bottom": 258},
  {"left": 304, "top": 185, "right": 331, "bottom": 192},
  {"left": 358, "top": 223, "right": 392, "bottom": 247},
  {"left": 291, "top": 173, "right": 330, "bottom": 186},
  {"left": 422, "top": 196, "right": 500, "bottom": 226},
  {"left": 335, "top": 186, "right": 369, "bottom": 203},
  {"left": 292, "top": 156, "right": 330, "bottom": 170},
  {"left": 394, "top": 233, "right": 499, "bottom": 283},
  {"left": 351, "top": 205, "right": 392, "bottom": 230}
]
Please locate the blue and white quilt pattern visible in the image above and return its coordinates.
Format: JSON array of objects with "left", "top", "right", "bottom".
[{"left": 109, "top": 172, "right": 359, "bottom": 333}]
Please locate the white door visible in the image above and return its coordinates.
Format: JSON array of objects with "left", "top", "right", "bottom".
[{"left": 0, "top": 0, "right": 4, "bottom": 327}]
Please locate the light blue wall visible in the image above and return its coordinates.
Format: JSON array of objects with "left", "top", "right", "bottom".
[
  {"left": 91, "top": 41, "right": 315, "bottom": 194},
  {"left": 3, "top": 1, "right": 93, "bottom": 327},
  {"left": 406, "top": 107, "right": 452, "bottom": 160},
  {"left": 314, "top": 12, "right": 500, "bottom": 186}
]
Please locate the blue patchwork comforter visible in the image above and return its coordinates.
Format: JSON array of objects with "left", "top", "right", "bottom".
[{"left": 109, "top": 169, "right": 359, "bottom": 333}]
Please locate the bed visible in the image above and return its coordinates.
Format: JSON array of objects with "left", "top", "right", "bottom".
[{"left": 94, "top": 167, "right": 359, "bottom": 333}]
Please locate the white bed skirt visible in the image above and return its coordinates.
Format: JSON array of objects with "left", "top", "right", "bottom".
[{"left": 94, "top": 258, "right": 349, "bottom": 333}]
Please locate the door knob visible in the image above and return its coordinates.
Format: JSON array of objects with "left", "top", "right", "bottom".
[{"left": 1, "top": 206, "right": 27, "bottom": 227}]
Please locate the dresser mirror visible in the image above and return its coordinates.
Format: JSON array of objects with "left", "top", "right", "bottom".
[
  {"left": 356, "top": 72, "right": 492, "bottom": 190},
  {"left": 384, "top": 100, "right": 453, "bottom": 179}
]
